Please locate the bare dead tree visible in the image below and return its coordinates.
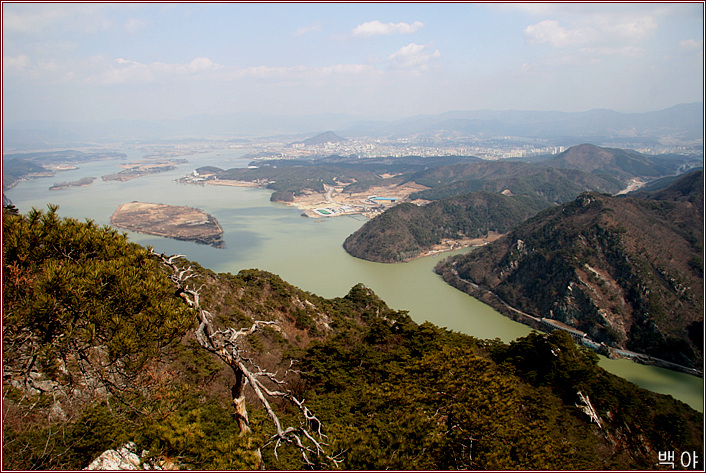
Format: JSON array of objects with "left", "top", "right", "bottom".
[{"left": 152, "top": 250, "right": 341, "bottom": 469}]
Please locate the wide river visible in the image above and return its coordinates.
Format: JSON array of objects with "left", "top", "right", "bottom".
[{"left": 5, "top": 147, "right": 703, "bottom": 411}]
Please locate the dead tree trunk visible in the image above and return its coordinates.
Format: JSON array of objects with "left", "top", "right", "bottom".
[
  {"left": 232, "top": 371, "right": 250, "bottom": 434},
  {"left": 152, "top": 250, "right": 340, "bottom": 469}
]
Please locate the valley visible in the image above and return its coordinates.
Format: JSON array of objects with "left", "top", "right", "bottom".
[
  {"left": 177, "top": 141, "right": 703, "bottom": 371},
  {"left": 8, "top": 141, "right": 702, "bottom": 371},
  {"left": 195, "top": 177, "right": 431, "bottom": 219},
  {"left": 3, "top": 132, "right": 703, "bottom": 471},
  {"left": 3, "top": 203, "right": 703, "bottom": 470},
  {"left": 3, "top": 1, "right": 703, "bottom": 467}
]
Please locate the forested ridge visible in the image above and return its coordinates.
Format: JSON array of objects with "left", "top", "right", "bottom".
[
  {"left": 405, "top": 159, "right": 623, "bottom": 202},
  {"left": 2, "top": 205, "right": 702, "bottom": 470},
  {"left": 342, "top": 167, "right": 621, "bottom": 264},
  {"left": 343, "top": 144, "right": 698, "bottom": 263},
  {"left": 343, "top": 192, "right": 550, "bottom": 263},
  {"left": 540, "top": 144, "right": 698, "bottom": 180},
  {"left": 436, "top": 170, "right": 704, "bottom": 368}
]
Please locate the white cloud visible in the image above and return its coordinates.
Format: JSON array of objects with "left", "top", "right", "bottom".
[
  {"left": 524, "top": 13, "right": 658, "bottom": 50},
  {"left": 352, "top": 20, "right": 424, "bottom": 36},
  {"left": 93, "top": 58, "right": 379, "bottom": 85},
  {"left": 579, "top": 45, "right": 644, "bottom": 57},
  {"left": 320, "top": 64, "right": 377, "bottom": 75},
  {"left": 3, "top": 4, "right": 112, "bottom": 35},
  {"left": 89, "top": 56, "right": 222, "bottom": 85},
  {"left": 100, "top": 58, "right": 154, "bottom": 84},
  {"left": 7, "top": 48, "right": 381, "bottom": 88},
  {"left": 295, "top": 22, "right": 322, "bottom": 36},
  {"left": 388, "top": 43, "right": 440, "bottom": 70},
  {"left": 594, "top": 14, "right": 658, "bottom": 42},
  {"left": 2, "top": 7, "right": 67, "bottom": 33},
  {"left": 680, "top": 39, "right": 703, "bottom": 51},
  {"left": 222, "top": 63, "right": 376, "bottom": 81},
  {"left": 186, "top": 57, "right": 220, "bottom": 73},
  {"left": 232, "top": 65, "right": 308, "bottom": 80},
  {"left": 3, "top": 54, "right": 31, "bottom": 70},
  {"left": 524, "top": 20, "right": 580, "bottom": 47}
]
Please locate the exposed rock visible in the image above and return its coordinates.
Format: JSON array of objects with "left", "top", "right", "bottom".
[{"left": 85, "top": 443, "right": 142, "bottom": 470}]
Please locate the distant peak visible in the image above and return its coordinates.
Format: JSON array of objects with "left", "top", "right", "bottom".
[{"left": 289, "top": 131, "right": 347, "bottom": 147}]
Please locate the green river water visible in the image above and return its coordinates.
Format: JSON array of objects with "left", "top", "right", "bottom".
[{"left": 5, "top": 148, "right": 703, "bottom": 411}]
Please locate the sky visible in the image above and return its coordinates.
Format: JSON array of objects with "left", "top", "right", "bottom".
[{"left": 2, "top": 2, "right": 704, "bottom": 124}]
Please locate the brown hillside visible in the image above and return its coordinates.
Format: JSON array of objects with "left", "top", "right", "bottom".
[{"left": 436, "top": 171, "right": 703, "bottom": 367}]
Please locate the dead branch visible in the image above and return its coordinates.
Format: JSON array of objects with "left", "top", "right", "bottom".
[{"left": 152, "top": 249, "right": 341, "bottom": 469}]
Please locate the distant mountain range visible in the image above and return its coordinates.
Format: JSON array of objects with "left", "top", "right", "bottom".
[
  {"left": 3, "top": 103, "right": 702, "bottom": 150},
  {"left": 386, "top": 103, "right": 704, "bottom": 143}
]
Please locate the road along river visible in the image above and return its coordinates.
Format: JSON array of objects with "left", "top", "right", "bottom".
[{"left": 5, "top": 148, "right": 702, "bottom": 411}]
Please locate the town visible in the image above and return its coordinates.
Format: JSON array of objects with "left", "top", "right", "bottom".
[{"left": 140, "top": 131, "right": 701, "bottom": 167}]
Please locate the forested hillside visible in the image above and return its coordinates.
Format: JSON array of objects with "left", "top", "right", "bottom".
[
  {"left": 540, "top": 143, "right": 699, "bottom": 180},
  {"left": 342, "top": 144, "right": 702, "bottom": 264},
  {"left": 196, "top": 154, "right": 481, "bottom": 202},
  {"left": 343, "top": 148, "right": 632, "bottom": 263},
  {"left": 436, "top": 171, "right": 703, "bottom": 367},
  {"left": 3, "top": 205, "right": 702, "bottom": 470},
  {"left": 405, "top": 159, "right": 623, "bottom": 202},
  {"left": 3, "top": 158, "right": 50, "bottom": 189},
  {"left": 203, "top": 163, "right": 378, "bottom": 202},
  {"left": 343, "top": 192, "right": 549, "bottom": 263}
]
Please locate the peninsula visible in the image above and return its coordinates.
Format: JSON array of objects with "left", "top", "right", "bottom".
[{"left": 110, "top": 202, "right": 224, "bottom": 248}]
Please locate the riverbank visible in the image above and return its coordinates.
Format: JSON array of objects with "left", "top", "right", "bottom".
[
  {"left": 400, "top": 232, "right": 505, "bottom": 262},
  {"left": 180, "top": 174, "right": 429, "bottom": 219},
  {"left": 436, "top": 259, "right": 704, "bottom": 378},
  {"left": 288, "top": 181, "right": 429, "bottom": 218}
]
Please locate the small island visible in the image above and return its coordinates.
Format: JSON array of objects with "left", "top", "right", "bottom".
[
  {"left": 49, "top": 176, "right": 96, "bottom": 191},
  {"left": 102, "top": 159, "right": 188, "bottom": 182},
  {"left": 110, "top": 202, "right": 224, "bottom": 248}
]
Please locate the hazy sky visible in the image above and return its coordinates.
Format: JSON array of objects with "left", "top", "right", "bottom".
[{"left": 2, "top": 2, "right": 703, "bottom": 124}]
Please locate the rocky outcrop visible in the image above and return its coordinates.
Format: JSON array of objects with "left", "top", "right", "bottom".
[
  {"left": 85, "top": 443, "right": 177, "bottom": 470},
  {"left": 86, "top": 443, "right": 143, "bottom": 470}
]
